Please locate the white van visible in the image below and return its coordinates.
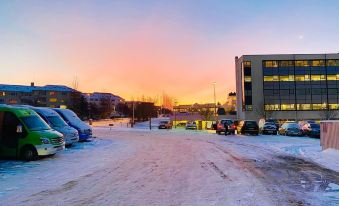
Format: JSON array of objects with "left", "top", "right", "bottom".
[
  {"left": 53, "top": 108, "right": 92, "bottom": 141},
  {"left": 32, "top": 107, "right": 79, "bottom": 146}
]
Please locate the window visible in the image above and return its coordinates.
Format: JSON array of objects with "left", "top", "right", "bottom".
[
  {"left": 49, "top": 91, "right": 56, "bottom": 96},
  {"left": 244, "top": 76, "right": 252, "bottom": 82},
  {"left": 297, "top": 104, "right": 311, "bottom": 110},
  {"left": 264, "top": 76, "right": 273, "bottom": 81},
  {"left": 279, "top": 75, "right": 294, "bottom": 81},
  {"left": 312, "top": 104, "right": 326, "bottom": 110},
  {"left": 244, "top": 61, "right": 251, "bottom": 67},
  {"left": 263, "top": 61, "right": 278, "bottom": 68},
  {"left": 327, "top": 60, "right": 339, "bottom": 66},
  {"left": 329, "top": 104, "right": 339, "bottom": 110},
  {"left": 245, "top": 105, "right": 252, "bottom": 111},
  {"left": 0, "top": 92, "right": 5, "bottom": 96},
  {"left": 327, "top": 75, "right": 337, "bottom": 80},
  {"left": 295, "top": 60, "right": 309, "bottom": 67},
  {"left": 265, "top": 104, "right": 280, "bottom": 111},
  {"left": 49, "top": 98, "right": 57, "bottom": 102},
  {"left": 280, "top": 61, "right": 294, "bottom": 67},
  {"left": 311, "top": 60, "right": 325, "bottom": 66},
  {"left": 281, "top": 104, "right": 295, "bottom": 110}
]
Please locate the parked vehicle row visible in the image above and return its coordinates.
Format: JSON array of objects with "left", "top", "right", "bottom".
[{"left": 0, "top": 105, "right": 92, "bottom": 161}]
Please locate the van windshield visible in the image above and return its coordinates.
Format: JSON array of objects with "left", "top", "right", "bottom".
[
  {"left": 21, "top": 115, "right": 51, "bottom": 131},
  {"left": 62, "top": 109, "right": 82, "bottom": 123},
  {"left": 47, "top": 115, "right": 68, "bottom": 127}
]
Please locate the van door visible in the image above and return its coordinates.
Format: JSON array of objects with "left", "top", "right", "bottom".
[{"left": 1, "top": 112, "right": 24, "bottom": 158}]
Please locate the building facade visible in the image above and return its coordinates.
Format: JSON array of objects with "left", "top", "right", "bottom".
[
  {"left": 85, "top": 92, "right": 125, "bottom": 115},
  {"left": 235, "top": 54, "right": 339, "bottom": 120},
  {"left": 0, "top": 83, "right": 75, "bottom": 108}
]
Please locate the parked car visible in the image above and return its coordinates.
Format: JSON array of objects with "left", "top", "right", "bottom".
[
  {"left": 260, "top": 122, "right": 278, "bottom": 135},
  {"left": 0, "top": 105, "right": 64, "bottom": 161},
  {"left": 301, "top": 123, "right": 320, "bottom": 138},
  {"left": 158, "top": 120, "right": 172, "bottom": 129},
  {"left": 185, "top": 121, "right": 197, "bottom": 130},
  {"left": 236, "top": 120, "right": 259, "bottom": 135},
  {"left": 216, "top": 119, "right": 235, "bottom": 135},
  {"left": 265, "top": 119, "right": 280, "bottom": 129},
  {"left": 31, "top": 107, "right": 79, "bottom": 146},
  {"left": 279, "top": 122, "right": 302, "bottom": 136},
  {"left": 176, "top": 122, "right": 187, "bottom": 128},
  {"left": 53, "top": 108, "right": 92, "bottom": 141}
]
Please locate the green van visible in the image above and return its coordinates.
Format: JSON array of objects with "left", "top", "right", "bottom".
[{"left": 0, "top": 105, "right": 65, "bottom": 161}]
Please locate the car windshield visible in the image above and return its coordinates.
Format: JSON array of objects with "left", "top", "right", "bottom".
[
  {"left": 160, "top": 121, "right": 168, "bottom": 124},
  {"left": 310, "top": 124, "right": 320, "bottom": 129},
  {"left": 21, "top": 115, "right": 51, "bottom": 131},
  {"left": 61, "top": 109, "right": 82, "bottom": 123},
  {"left": 221, "top": 120, "right": 233, "bottom": 125},
  {"left": 47, "top": 115, "right": 68, "bottom": 127},
  {"left": 288, "top": 123, "right": 299, "bottom": 128},
  {"left": 245, "top": 121, "right": 257, "bottom": 127}
]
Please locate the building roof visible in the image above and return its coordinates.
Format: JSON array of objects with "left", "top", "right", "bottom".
[{"left": 0, "top": 84, "right": 75, "bottom": 92}]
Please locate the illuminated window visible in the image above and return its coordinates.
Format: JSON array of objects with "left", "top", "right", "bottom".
[
  {"left": 0, "top": 92, "right": 5, "bottom": 96},
  {"left": 245, "top": 105, "right": 252, "bottom": 111},
  {"left": 312, "top": 104, "right": 325, "bottom": 110},
  {"left": 50, "top": 105, "right": 55, "bottom": 108},
  {"left": 295, "top": 75, "right": 305, "bottom": 81},
  {"left": 311, "top": 60, "right": 325, "bottom": 66},
  {"left": 313, "top": 75, "right": 321, "bottom": 81},
  {"left": 329, "top": 104, "right": 339, "bottom": 110},
  {"left": 244, "top": 76, "right": 252, "bottom": 82},
  {"left": 281, "top": 104, "right": 295, "bottom": 110},
  {"left": 295, "top": 60, "right": 309, "bottom": 67},
  {"left": 279, "top": 75, "right": 294, "bottom": 81},
  {"left": 49, "top": 91, "right": 56, "bottom": 96},
  {"left": 297, "top": 104, "right": 311, "bottom": 110},
  {"left": 327, "top": 60, "right": 339, "bottom": 66},
  {"left": 9, "top": 99, "right": 18, "bottom": 104},
  {"left": 265, "top": 104, "right": 280, "bottom": 111},
  {"left": 264, "top": 61, "right": 278, "bottom": 67},
  {"left": 327, "top": 75, "right": 337, "bottom": 80},
  {"left": 280, "top": 61, "right": 294, "bottom": 67},
  {"left": 273, "top": 76, "right": 279, "bottom": 81},
  {"left": 49, "top": 98, "right": 57, "bottom": 102},
  {"left": 264, "top": 76, "right": 273, "bottom": 81},
  {"left": 244, "top": 61, "right": 251, "bottom": 67}
]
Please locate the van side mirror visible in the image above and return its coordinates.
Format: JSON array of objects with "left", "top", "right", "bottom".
[{"left": 16, "top": 125, "right": 23, "bottom": 133}]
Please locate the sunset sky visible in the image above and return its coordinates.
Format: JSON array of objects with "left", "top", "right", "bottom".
[{"left": 1, "top": 0, "right": 339, "bottom": 104}]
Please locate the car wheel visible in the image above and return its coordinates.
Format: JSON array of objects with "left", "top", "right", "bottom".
[{"left": 21, "top": 146, "right": 38, "bottom": 161}]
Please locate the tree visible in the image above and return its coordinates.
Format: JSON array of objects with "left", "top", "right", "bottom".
[
  {"left": 217, "top": 107, "right": 226, "bottom": 115},
  {"left": 198, "top": 108, "right": 214, "bottom": 121},
  {"left": 99, "top": 97, "right": 112, "bottom": 119},
  {"left": 320, "top": 109, "right": 338, "bottom": 120}
]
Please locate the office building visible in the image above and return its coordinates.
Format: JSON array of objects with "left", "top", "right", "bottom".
[{"left": 235, "top": 53, "right": 339, "bottom": 120}]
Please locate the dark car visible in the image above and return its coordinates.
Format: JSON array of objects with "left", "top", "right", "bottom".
[
  {"left": 301, "top": 123, "right": 320, "bottom": 138},
  {"left": 237, "top": 120, "right": 259, "bottom": 135},
  {"left": 260, "top": 122, "right": 278, "bottom": 135},
  {"left": 185, "top": 121, "right": 197, "bottom": 130},
  {"left": 216, "top": 119, "right": 235, "bottom": 135},
  {"left": 265, "top": 119, "right": 280, "bottom": 130},
  {"left": 279, "top": 122, "right": 302, "bottom": 136},
  {"left": 158, "top": 121, "right": 172, "bottom": 129}
]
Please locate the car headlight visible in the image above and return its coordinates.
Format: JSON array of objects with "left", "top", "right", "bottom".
[{"left": 40, "top": 138, "right": 50, "bottom": 144}]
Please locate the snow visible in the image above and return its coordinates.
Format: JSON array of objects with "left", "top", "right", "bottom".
[{"left": 0, "top": 120, "right": 339, "bottom": 205}]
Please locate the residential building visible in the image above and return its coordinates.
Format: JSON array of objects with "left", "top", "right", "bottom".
[
  {"left": 85, "top": 92, "right": 125, "bottom": 114},
  {"left": 0, "top": 83, "right": 75, "bottom": 108},
  {"left": 235, "top": 53, "right": 339, "bottom": 120},
  {"left": 224, "top": 92, "right": 236, "bottom": 112}
]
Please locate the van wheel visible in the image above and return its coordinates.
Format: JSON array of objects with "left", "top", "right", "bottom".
[{"left": 21, "top": 146, "right": 38, "bottom": 161}]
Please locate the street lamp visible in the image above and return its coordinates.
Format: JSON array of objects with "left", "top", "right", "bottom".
[
  {"left": 212, "top": 82, "right": 217, "bottom": 120},
  {"left": 174, "top": 99, "right": 178, "bottom": 129}
]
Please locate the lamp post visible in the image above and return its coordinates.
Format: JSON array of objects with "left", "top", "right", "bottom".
[
  {"left": 132, "top": 101, "right": 135, "bottom": 127},
  {"left": 212, "top": 82, "right": 217, "bottom": 120},
  {"left": 174, "top": 99, "right": 178, "bottom": 129}
]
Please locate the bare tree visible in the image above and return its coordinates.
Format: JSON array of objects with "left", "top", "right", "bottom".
[
  {"left": 320, "top": 110, "right": 338, "bottom": 120},
  {"left": 198, "top": 108, "right": 214, "bottom": 121}
]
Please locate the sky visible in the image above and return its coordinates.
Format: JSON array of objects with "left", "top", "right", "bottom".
[{"left": 1, "top": 0, "right": 339, "bottom": 104}]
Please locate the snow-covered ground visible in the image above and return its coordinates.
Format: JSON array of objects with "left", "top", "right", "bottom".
[{"left": 0, "top": 120, "right": 339, "bottom": 205}]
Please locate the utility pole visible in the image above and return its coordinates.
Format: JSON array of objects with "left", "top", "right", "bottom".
[
  {"left": 132, "top": 101, "right": 135, "bottom": 128},
  {"left": 174, "top": 99, "right": 178, "bottom": 129},
  {"left": 212, "top": 82, "right": 217, "bottom": 120}
]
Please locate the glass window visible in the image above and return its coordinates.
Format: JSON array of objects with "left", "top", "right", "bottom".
[
  {"left": 311, "top": 60, "right": 325, "bottom": 66},
  {"left": 244, "top": 61, "right": 251, "bottom": 67},
  {"left": 327, "top": 75, "right": 337, "bottom": 80},
  {"left": 244, "top": 76, "right": 252, "bottom": 82},
  {"left": 312, "top": 104, "right": 326, "bottom": 110},
  {"left": 280, "top": 61, "right": 294, "bottom": 67},
  {"left": 265, "top": 104, "right": 280, "bottom": 111},
  {"left": 329, "top": 104, "right": 339, "bottom": 110},
  {"left": 295, "top": 75, "right": 305, "bottom": 81},
  {"left": 245, "top": 105, "right": 252, "bottom": 111},
  {"left": 295, "top": 60, "right": 309, "bottom": 67},
  {"left": 281, "top": 104, "right": 295, "bottom": 110},
  {"left": 264, "top": 61, "right": 278, "bottom": 67},
  {"left": 297, "top": 104, "right": 311, "bottom": 110},
  {"left": 264, "top": 76, "right": 273, "bottom": 81},
  {"left": 21, "top": 115, "right": 51, "bottom": 131},
  {"left": 49, "top": 98, "right": 57, "bottom": 102},
  {"left": 327, "top": 60, "right": 339, "bottom": 66},
  {"left": 311, "top": 75, "right": 321, "bottom": 81}
]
